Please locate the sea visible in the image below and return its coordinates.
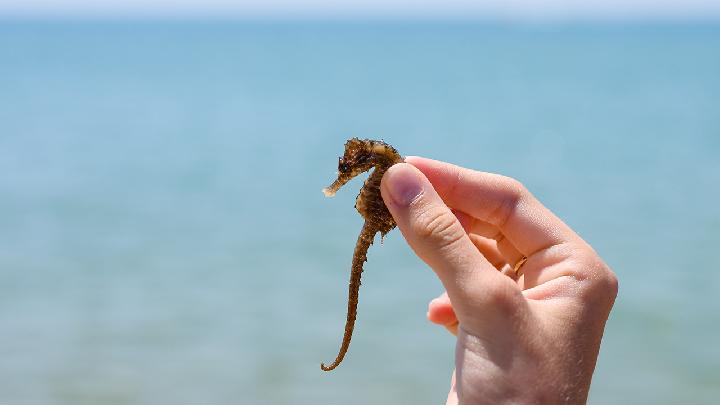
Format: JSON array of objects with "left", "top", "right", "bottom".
[{"left": 0, "top": 20, "right": 718, "bottom": 404}]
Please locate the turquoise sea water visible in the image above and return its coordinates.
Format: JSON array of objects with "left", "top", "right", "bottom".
[{"left": 0, "top": 21, "right": 719, "bottom": 404}]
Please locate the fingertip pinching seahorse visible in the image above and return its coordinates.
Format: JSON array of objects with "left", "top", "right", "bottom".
[{"left": 320, "top": 138, "right": 403, "bottom": 371}]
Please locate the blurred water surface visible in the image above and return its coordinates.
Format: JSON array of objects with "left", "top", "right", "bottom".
[{"left": 0, "top": 20, "right": 719, "bottom": 404}]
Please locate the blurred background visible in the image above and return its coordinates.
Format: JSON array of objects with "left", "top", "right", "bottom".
[{"left": 1, "top": 1, "right": 718, "bottom": 404}]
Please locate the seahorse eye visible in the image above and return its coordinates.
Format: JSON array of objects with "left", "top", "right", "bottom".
[{"left": 338, "top": 158, "right": 350, "bottom": 173}]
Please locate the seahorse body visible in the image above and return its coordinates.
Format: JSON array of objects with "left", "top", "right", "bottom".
[{"left": 320, "top": 138, "right": 403, "bottom": 371}]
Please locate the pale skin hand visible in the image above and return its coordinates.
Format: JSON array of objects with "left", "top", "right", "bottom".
[{"left": 379, "top": 157, "right": 618, "bottom": 405}]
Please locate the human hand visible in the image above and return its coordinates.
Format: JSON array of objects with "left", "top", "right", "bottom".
[{"left": 380, "top": 157, "right": 618, "bottom": 405}]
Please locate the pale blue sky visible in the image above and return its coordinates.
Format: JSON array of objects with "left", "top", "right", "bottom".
[{"left": 1, "top": 0, "right": 719, "bottom": 20}]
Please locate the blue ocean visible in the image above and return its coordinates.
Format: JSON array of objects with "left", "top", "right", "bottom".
[{"left": 0, "top": 20, "right": 718, "bottom": 404}]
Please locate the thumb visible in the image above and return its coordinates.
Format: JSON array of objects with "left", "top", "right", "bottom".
[{"left": 381, "top": 163, "right": 515, "bottom": 321}]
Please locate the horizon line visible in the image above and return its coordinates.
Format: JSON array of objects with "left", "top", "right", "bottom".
[{"left": 2, "top": 13, "right": 720, "bottom": 24}]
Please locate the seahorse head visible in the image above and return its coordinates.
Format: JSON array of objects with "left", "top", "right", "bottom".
[{"left": 322, "top": 138, "right": 399, "bottom": 197}]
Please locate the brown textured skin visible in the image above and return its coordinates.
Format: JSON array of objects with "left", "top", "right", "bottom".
[{"left": 321, "top": 138, "right": 403, "bottom": 371}]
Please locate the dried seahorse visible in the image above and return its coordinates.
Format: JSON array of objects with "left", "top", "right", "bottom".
[{"left": 320, "top": 138, "right": 403, "bottom": 371}]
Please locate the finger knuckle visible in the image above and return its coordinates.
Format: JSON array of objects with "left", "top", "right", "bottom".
[
  {"left": 605, "top": 269, "right": 619, "bottom": 300},
  {"left": 416, "top": 208, "right": 466, "bottom": 251},
  {"left": 573, "top": 251, "right": 619, "bottom": 302},
  {"left": 594, "top": 261, "right": 619, "bottom": 301},
  {"left": 487, "top": 175, "right": 528, "bottom": 228}
]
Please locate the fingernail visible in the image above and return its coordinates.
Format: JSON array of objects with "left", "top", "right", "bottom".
[{"left": 385, "top": 164, "right": 424, "bottom": 206}]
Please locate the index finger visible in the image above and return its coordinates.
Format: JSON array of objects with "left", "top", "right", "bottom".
[{"left": 405, "top": 156, "right": 580, "bottom": 257}]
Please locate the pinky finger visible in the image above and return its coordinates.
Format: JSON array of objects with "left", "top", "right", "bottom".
[{"left": 427, "top": 292, "right": 459, "bottom": 336}]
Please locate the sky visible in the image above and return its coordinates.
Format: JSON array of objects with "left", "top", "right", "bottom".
[{"left": 1, "top": 0, "right": 720, "bottom": 20}]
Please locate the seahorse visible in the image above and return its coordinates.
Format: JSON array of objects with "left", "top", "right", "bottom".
[{"left": 320, "top": 138, "right": 403, "bottom": 371}]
